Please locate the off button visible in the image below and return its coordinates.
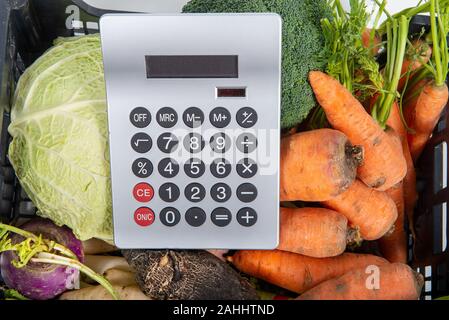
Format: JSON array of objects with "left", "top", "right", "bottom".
[
  {"left": 133, "top": 183, "right": 154, "bottom": 202},
  {"left": 130, "top": 107, "right": 151, "bottom": 128},
  {"left": 134, "top": 207, "right": 155, "bottom": 227}
]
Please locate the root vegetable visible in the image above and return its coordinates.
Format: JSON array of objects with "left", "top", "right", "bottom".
[
  {"left": 59, "top": 284, "right": 150, "bottom": 300},
  {"left": 104, "top": 269, "right": 136, "bottom": 286},
  {"left": 83, "top": 256, "right": 133, "bottom": 276}
]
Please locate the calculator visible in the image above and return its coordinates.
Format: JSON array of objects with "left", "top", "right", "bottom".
[{"left": 100, "top": 13, "right": 281, "bottom": 249}]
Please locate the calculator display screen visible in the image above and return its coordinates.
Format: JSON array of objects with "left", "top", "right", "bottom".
[{"left": 145, "top": 55, "right": 238, "bottom": 78}]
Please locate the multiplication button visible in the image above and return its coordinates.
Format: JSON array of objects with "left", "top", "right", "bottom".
[
  {"left": 160, "top": 208, "right": 181, "bottom": 227},
  {"left": 132, "top": 158, "right": 153, "bottom": 178},
  {"left": 156, "top": 107, "right": 178, "bottom": 128},
  {"left": 130, "top": 107, "right": 151, "bottom": 128},
  {"left": 237, "top": 208, "right": 258, "bottom": 227},
  {"left": 236, "top": 158, "right": 258, "bottom": 178},
  {"left": 131, "top": 133, "right": 152, "bottom": 153},
  {"left": 210, "top": 107, "right": 231, "bottom": 128},
  {"left": 236, "top": 107, "right": 257, "bottom": 128},
  {"left": 236, "top": 133, "right": 258, "bottom": 153},
  {"left": 185, "top": 207, "right": 206, "bottom": 227},
  {"left": 237, "top": 183, "right": 258, "bottom": 202},
  {"left": 211, "top": 208, "right": 232, "bottom": 227}
]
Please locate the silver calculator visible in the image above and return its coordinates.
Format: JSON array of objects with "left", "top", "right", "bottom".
[{"left": 100, "top": 13, "right": 281, "bottom": 249}]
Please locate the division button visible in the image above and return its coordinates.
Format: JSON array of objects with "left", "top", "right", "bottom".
[
  {"left": 132, "top": 158, "right": 153, "bottom": 178},
  {"left": 236, "top": 158, "right": 258, "bottom": 178},
  {"left": 211, "top": 208, "right": 232, "bottom": 227},
  {"left": 210, "top": 183, "right": 232, "bottom": 203},
  {"left": 183, "top": 133, "right": 205, "bottom": 153},
  {"left": 158, "top": 158, "right": 179, "bottom": 178},
  {"left": 184, "top": 158, "right": 206, "bottom": 178},
  {"left": 185, "top": 183, "right": 206, "bottom": 203},
  {"left": 160, "top": 207, "right": 181, "bottom": 227},
  {"left": 156, "top": 107, "right": 178, "bottom": 128},
  {"left": 157, "top": 133, "right": 179, "bottom": 153},
  {"left": 133, "top": 183, "right": 154, "bottom": 203},
  {"left": 210, "top": 133, "right": 231, "bottom": 153},
  {"left": 236, "top": 133, "right": 258, "bottom": 153},
  {"left": 236, "top": 107, "right": 258, "bottom": 128},
  {"left": 134, "top": 207, "right": 155, "bottom": 227},
  {"left": 183, "top": 107, "right": 204, "bottom": 128},
  {"left": 210, "top": 158, "right": 232, "bottom": 178},
  {"left": 210, "top": 107, "right": 231, "bottom": 128},
  {"left": 131, "top": 132, "right": 152, "bottom": 153},
  {"left": 130, "top": 107, "right": 151, "bottom": 128},
  {"left": 185, "top": 207, "right": 206, "bottom": 227},
  {"left": 237, "top": 208, "right": 258, "bottom": 227},
  {"left": 159, "top": 183, "right": 180, "bottom": 202},
  {"left": 236, "top": 183, "right": 258, "bottom": 203}
]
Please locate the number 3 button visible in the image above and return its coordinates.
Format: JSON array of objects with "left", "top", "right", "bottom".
[{"left": 211, "top": 183, "right": 231, "bottom": 202}]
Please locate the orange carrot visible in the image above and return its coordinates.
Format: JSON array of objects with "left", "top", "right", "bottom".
[
  {"left": 297, "top": 263, "right": 424, "bottom": 300},
  {"left": 323, "top": 179, "right": 398, "bottom": 241},
  {"left": 280, "top": 129, "right": 362, "bottom": 202},
  {"left": 309, "top": 71, "right": 407, "bottom": 191},
  {"left": 407, "top": 81, "right": 449, "bottom": 161},
  {"left": 277, "top": 207, "right": 359, "bottom": 258},
  {"left": 361, "top": 28, "right": 381, "bottom": 56},
  {"left": 229, "top": 250, "right": 388, "bottom": 294},
  {"left": 398, "top": 39, "right": 432, "bottom": 93}
]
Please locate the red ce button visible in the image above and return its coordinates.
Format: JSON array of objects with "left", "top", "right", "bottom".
[
  {"left": 134, "top": 207, "right": 155, "bottom": 227},
  {"left": 133, "top": 183, "right": 154, "bottom": 202}
]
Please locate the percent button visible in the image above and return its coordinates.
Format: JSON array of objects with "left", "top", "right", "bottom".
[{"left": 132, "top": 158, "right": 153, "bottom": 178}]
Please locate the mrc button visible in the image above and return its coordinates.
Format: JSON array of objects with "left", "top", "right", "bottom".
[
  {"left": 133, "top": 183, "right": 154, "bottom": 202},
  {"left": 130, "top": 107, "right": 151, "bottom": 128},
  {"left": 156, "top": 107, "right": 178, "bottom": 128},
  {"left": 134, "top": 207, "right": 155, "bottom": 227}
]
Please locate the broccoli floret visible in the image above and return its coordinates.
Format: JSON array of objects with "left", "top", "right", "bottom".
[{"left": 183, "top": 0, "right": 331, "bottom": 129}]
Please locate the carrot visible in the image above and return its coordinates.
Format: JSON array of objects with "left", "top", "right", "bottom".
[
  {"left": 379, "top": 182, "right": 408, "bottom": 263},
  {"left": 297, "top": 263, "right": 424, "bottom": 300},
  {"left": 280, "top": 128, "right": 362, "bottom": 202},
  {"left": 277, "top": 207, "right": 360, "bottom": 258},
  {"left": 309, "top": 71, "right": 407, "bottom": 191},
  {"left": 361, "top": 28, "right": 381, "bottom": 56},
  {"left": 323, "top": 179, "right": 398, "bottom": 241},
  {"left": 229, "top": 250, "right": 388, "bottom": 294},
  {"left": 398, "top": 39, "right": 432, "bottom": 93}
]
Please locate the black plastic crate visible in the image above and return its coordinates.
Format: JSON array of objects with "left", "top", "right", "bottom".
[{"left": 0, "top": 0, "right": 448, "bottom": 299}]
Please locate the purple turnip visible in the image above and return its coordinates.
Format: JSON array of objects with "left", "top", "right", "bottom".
[{"left": 0, "top": 218, "right": 84, "bottom": 300}]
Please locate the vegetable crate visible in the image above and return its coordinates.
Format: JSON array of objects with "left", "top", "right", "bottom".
[{"left": 0, "top": 0, "right": 448, "bottom": 300}]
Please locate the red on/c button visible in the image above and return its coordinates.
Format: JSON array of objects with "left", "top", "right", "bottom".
[
  {"left": 134, "top": 207, "right": 155, "bottom": 227},
  {"left": 133, "top": 183, "right": 154, "bottom": 202}
]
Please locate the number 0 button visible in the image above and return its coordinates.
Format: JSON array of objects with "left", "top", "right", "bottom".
[
  {"left": 185, "top": 207, "right": 206, "bottom": 227},
  {"left": 185, "top": 183, "right": 206, "bottom": 203},
  {"left": 160, "top": 207, "right": 181, "bottom": 227},
  {"left": 159, "top": 183, "right": 180, "bottom": 202},
  {"left": 131, "top": 133, "right": 152, "bottom": 153}
]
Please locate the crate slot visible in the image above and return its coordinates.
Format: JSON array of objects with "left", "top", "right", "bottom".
[
  {"left": 432, "top": 203, "right": 448, "bottom": 254},
  {"left": 433, "top": 141, "right": 448, "bottom": 193}
]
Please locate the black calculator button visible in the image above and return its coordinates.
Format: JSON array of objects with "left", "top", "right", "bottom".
[
  {"left": 157, "top": 133, "right": 179, "bottom": 153},
  {"left": 211, "top": 208, "right": 232, "bottom": 227},
  {"left": 236, "top": 107, "right": 258, "bottom": 128},
  {"left": 159, "top": 183, "right": 180, "bottom": 202},
  {"left": 210, "top": 183, "right": 232, "bottom": 203},
  {"left": 183, "top": 133, "right": 205, "bottom": 153},
  {"left": 156, "top": 107, "right": 178, "bottom": 128},
  {"left": 210, "top": 133, "right": 231, "bottom": 153},
  {"left": 210, "top": 107, "right": 231, "bottom": 128},
  {"left": 236, "top": 158, "right": 258, "bottom": 178},
  {"left": 158, "top": 158, "right": 179, "bottom": 178},
  {"left": 236, "top": 133, "right": 258, "bottom": 153},
  {"left": 131, "top": 133, "right": 152, "bottom": 153},
  {"left": 185, "top": 183, "right": 206, "bottom": 203},
  {"left": 237, "top": 208, "right": 258, "bottom": 227},
  {"left": 185, "top": 207, "right": 206, "bottom": 227},
  {"left": 237, "top": 183, "right": 258, "bottom": 203},
  {"left": 160, "top": 207, "right": 181, "bottom": 227},
  {"left": 184, "top": 158, "right": 206, "bottom": 178},
  {"left": 210, "top": 158, "right": 232, "bottom": 178},
  {"left": 132, "top": 158, "right": 153, "bottom": 178},
  {"left": 183, "top": 107, "right": 204, "bottom": 128},
  {"left": 130, "top": 107, "right": 151, "bottom": 128}
]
